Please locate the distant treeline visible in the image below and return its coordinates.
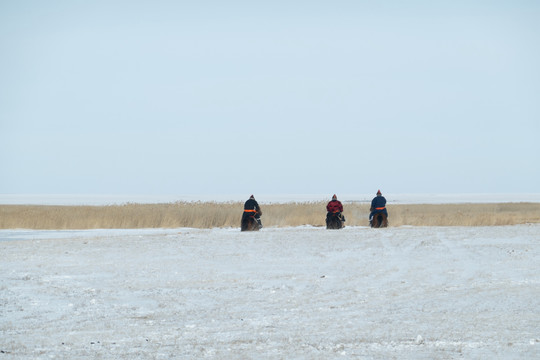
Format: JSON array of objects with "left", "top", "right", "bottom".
[{"left": 1, "top": 202, "right": 539, "bottom": 229}]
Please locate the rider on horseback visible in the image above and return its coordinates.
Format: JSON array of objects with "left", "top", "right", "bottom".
[
  {"left": 369, "top": 190, "right": 388, "bottom": 224},
  {"left": 326, "top": 194, "right": 345, "bottom": 225},
  {"left": 243, "top": 195, "right": 262, "bottom": 228}
]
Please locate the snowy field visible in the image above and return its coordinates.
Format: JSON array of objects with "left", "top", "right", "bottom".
[{"left": 1, "top": 225, "right": 539, "bottom": 359}]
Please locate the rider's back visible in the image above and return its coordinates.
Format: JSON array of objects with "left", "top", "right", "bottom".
[
  {"left": 327, "top": 200, "right": 343, "bottom": 213},
  {"left": 371, "top": 196, "right": 386, "bottom": 209},
  {"left": 244, "top": 198, "right": 260, "bottom": 212}
]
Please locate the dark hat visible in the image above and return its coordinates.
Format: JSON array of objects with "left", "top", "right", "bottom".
[
  {"left": 250, "top": 194, "right": 255, "bottom": 199},
  {"left": 377, "top": 190, "right": 382, "bottom": 195},
  {"left": 332, "top": 194, "right": 337, "bottom": 200}
]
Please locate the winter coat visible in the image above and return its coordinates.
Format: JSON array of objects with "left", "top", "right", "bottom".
[
  {"left": 244, "top": 198, "right": 261, "bottom": 215},
  {"left": 326, "top": 200, "right": 343, "bottom": 213},
  {"left": 371, "top": 195, "right": 386, "bottom": 210}
]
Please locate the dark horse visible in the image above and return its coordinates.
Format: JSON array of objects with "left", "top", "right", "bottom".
[
  {"left": 326, "top": 213, "right": 345, "bottom": 229},
  {"left": 370, "top": 212, "right": 388, "bottom": 228},
  {"left": 241, "top": 213, "right": 261, "bottom": 231}
]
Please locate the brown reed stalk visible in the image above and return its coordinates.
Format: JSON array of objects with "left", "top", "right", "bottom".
[{"left": 1, "top": 202, "right": 539, "bottom": 229}]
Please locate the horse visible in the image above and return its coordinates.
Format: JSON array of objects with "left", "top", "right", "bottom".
[
  {"left": 241, "top": 213, "right": 261, "bottom": 231},
  {"left": 370, "top": 212, "right": 388, "bottom": 228},
  {"left": 326, "top": 212, "right": 345, "bottom": 229}
]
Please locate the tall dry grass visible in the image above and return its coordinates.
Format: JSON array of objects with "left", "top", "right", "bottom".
[
  {"left": 1, "top": 202, "right": 539, "bottom": 230},
  {"left": 389, "top": 203, "right": 540, "bottom": 226}
]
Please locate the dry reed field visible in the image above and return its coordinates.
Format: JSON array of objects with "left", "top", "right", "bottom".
[{"left": 1, "top": 202, "right": 540, "bottom": 229}]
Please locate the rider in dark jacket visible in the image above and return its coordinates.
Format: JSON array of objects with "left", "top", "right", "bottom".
[
  {"left": 369, "top": 190, "right": 388, "bottom": 221},
  {"left": 243, "top": 195, "right": 262, "bottom": 227}
]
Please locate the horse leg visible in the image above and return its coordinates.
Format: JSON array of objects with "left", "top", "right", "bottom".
[
  {"left": 241, "top": 219, "right": 246, "bottom": 231},
  {"left": 383, "top": 214, "right": 388, "bottom": 227},
  {"left": 250, "top": 216, "right": 260, "bottom": 231}
]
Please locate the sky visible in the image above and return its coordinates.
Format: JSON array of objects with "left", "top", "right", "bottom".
[{"left": 1, "top": 0, "right": 539, "bottom": 196}]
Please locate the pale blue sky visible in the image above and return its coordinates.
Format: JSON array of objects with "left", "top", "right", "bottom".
[{"left": 1, "top": 0, "right": 539, "bottom": 195}]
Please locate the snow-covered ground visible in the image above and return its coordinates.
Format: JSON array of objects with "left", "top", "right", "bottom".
[
  {"left": 1, "top": 225, "right": 539, "bottom": 359},
  {"left": 2, "top": 193, "right": 540, "bottom": 205}
]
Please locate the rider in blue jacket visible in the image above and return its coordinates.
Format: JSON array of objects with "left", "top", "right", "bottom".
[{"left": 369, "top": 190, "right": 388, "bottom": 222}]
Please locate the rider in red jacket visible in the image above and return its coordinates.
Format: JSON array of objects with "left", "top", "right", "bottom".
[
  {"left": 327, "top": 194, "right": 343, "bottom": 213},
  {"left": 326, "top": 194, "right": 345, "bottom": 224}
]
